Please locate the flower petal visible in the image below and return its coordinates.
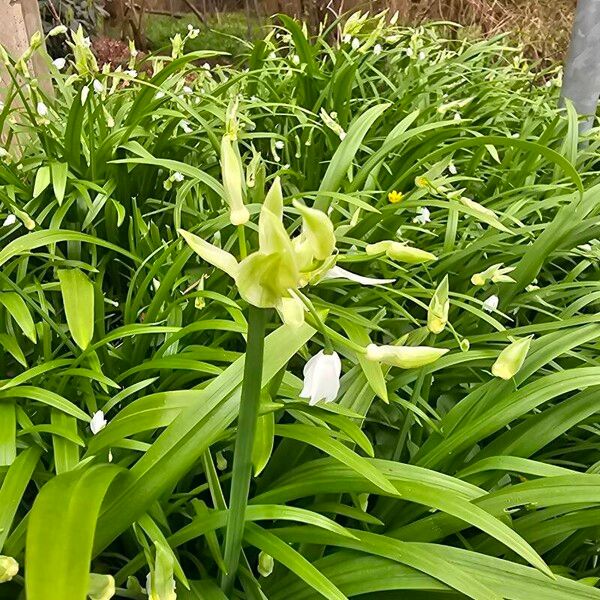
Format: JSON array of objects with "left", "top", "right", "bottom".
[{"left": 322, "top": 265, "right": 395, "bottom": 285}]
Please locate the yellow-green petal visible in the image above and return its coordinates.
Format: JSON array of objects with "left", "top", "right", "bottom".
[{"left": 179, "top": 229, "right": 238, "bottom": 276}]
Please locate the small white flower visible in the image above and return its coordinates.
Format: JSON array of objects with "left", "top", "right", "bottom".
[
  {"left": 268, "top": 52, "right": 277, "bottom": 60},
  {"left": 0, "top": 148, "right": 7, "bottom": 158},
  {"left": 92, "top": 79, "right": 104, "bottom": 94},
  {"left": 202, "top": 62, "right": 211, "bottom": 70},
  {"left": 180, "top": 120, "right": 192, "bottom": 134},
  {"left": 36, "top": 101, "right": 48, "bottom": 117},
  {"left": 291, "top": 54, "right": 300, "bottom": 65},
  {"left": 413, "top": 207, "right": 431, "bottom": 225},
  {"left": 82, "top": 36, "right": 92, "bottom": 48},
  {"left": 187, "top": 24, "right": 200, "bottom": 38},
  {"left": 579, "top": 243, "right": 592, "bottom": 252},
  {"left": 453, "top": 112, "right": 461, "bottom": 122},
  {"left": 172, "top": 171, "right": 184, "bottom": 182},
  {"left": 275, "top": 140, "right": 285, "bottom": 150},
  {"left": 483, "top": 294, "right": 499, "bottom": 313},
  {"left": 90, "top": 410, "right": 107, "bottom": 435},
  {"left": 300, "top": 350, "right": 342, "bottom": 405},
  {"left": 155, "top": 91, "right": 165, "bottom": 99},
  {"left": 406, "top": 47, "right": 414, "bottom": 57},
  {"left": 322, "top": 265, "right": 395, "bottom": 285},
  {"left": 418, "top": 50, "right": 426, "bottom": 60},
  {"left": 80, "top": 85, "right": 89, "bottom": 104},
  {"left": 108, "top": 449, "right": 113, "bottom": 462},
  {"left": 342, "top": 34, "right": 351, "bottom": 43},
  {"left": 124, "top": 69, "right": 137, "bottom": 77},
  {"left": 351, "top": 38, "right": 360, "bottom": 50},
  {"left": 448, "top": 161, "right": 457, "bottom": 175},
  {"left": 183, "top": 85, "right": 193, "bottom": 94},
  {"left": 52, "top": 57, "right": 66, "bottom": 70},
  {"left": 373, "top": 43, "right": 382, "bottom": 56},
  {"left": 2, "top": 214, "right": 17, "bottom": 226}
]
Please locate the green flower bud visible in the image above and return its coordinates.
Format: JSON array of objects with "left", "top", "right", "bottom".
[
  {"left": 221, "top": 135, "right": 249, "bottom": 226},
  {"left": 365, "top": 240, "right": 392, "bottom": 255},
  {"left": 0, "top": 556, "right": 18, "bottom": 583},
  {"left": 258, "top": 551, "right": 274, "bottom": 577},
  {"left": 427, "top": 275, "right": 449, "bottom": 334},
  {"left": 48, "top": 25, "right": 68, "bottom": 36},
  {"left": 29, "top": 31, "right": 43, "bottom": 51},
  {"left": 385, "top": 243, "right": 436, "bottom": 263},
  {"left": 147, "top": 542, "right": 176, "bottom": 600},
  {"left": 88, "top": 573, "right": 115, "bottom": 600},
  {"left": 491, "top": 336, "right": 532, "bottom": 380},
  {"left": 366, "top": 344, "right": 448, "bottom": 369},
  {"left": 460, "top": 338, "right": 470, "bottom": 352},
  {"left": 366, "top": 240, "right": 436, "bottom": 264}
]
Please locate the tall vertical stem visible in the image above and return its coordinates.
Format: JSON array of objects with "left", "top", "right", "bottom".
[{"left": 221, "top": 305, "right": 267, "bottom": 594}]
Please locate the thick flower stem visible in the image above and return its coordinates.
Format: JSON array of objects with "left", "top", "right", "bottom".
[{"left": 221, "top": 305, "right": 267, "bottom": 594}]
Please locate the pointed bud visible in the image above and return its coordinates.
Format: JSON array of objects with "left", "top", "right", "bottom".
[
  {"left": 427, "top": 275, "right": 449, "bottom": 334},
  {"left": 292, "top": 200, "right": 336, "bottom": 261},
  {"left": 366, "top": 240, "right": 436, "bottom": 264},
  {"left": 491, "top": 336, "right": 532, "bottom": 380},
  {"left": 221, "top": 135, "right": 249, "bottom": 225},
  {"left": 179, "top": 229, "right": 239, "bottom": 276},
  {"left": 366, "top": 344, "right": 448, "bottom": 369},
  {"left": 49, "top": 25, "right": 68, "bottom": 36},
  {"left": 0, "top": 556, "right": 18, "bottom": 583},
  {"left": 258, "top": 552, "right": 274, "bottom": 577},
  {"left": 88, "top": 573, "right": 116, "bottom": 600}
]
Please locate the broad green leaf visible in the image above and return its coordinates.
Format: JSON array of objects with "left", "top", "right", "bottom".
[
  {"left": 26, "top": 465, "right": 122, "bottom": 600},
  {"left": 58, "top": 269, "right": 95, "bottom": 350}
]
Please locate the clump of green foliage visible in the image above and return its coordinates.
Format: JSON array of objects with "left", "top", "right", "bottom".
[
  {"left": 144, "top": 13, "right": 263, "bottom": 61},
  {"left": 1, "top": 13, "right": 600, "bottom": 600}
]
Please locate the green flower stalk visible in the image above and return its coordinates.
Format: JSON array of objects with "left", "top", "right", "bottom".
[
  {"left": 428, "top": 275, "right": 450, "bottom": 334},
  {"left": 492, "top": 336, "right": 533, "bottom": 380}
]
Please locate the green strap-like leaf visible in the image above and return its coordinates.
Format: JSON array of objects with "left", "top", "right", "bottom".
[{"left": 25, "top": 465, "right": 122, "bottom": 600}]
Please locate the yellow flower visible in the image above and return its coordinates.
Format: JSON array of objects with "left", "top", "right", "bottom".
[{"left": 388, "top": 190, "right": 403, "bottom": 204}]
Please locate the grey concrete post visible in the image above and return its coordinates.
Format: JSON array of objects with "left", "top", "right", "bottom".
[{"left": 561, "top": 0, "right": 600, "bottom": 132}]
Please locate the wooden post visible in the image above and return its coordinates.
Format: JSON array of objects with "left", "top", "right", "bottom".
[{"left": 0, "top": 0, "right": 48, "bottom": 77}]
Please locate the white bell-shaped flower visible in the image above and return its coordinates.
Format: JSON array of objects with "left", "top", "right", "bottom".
[
  {"left": 90, "top": 410, "right": 107, "bottom": 435},
  {"left": 300, "top": 350, "right": 341, "bottom": 405}
]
